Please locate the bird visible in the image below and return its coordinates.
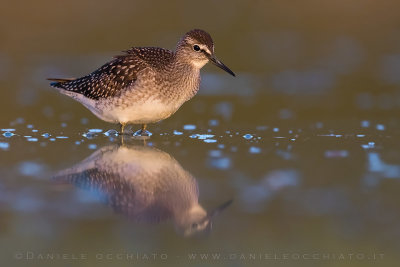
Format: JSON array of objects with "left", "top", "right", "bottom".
[
  {"left": 53, "top": 144, "right": 232, "bottom": 236},
  {"left": 48, "top": 29, "right": 235, "bottom": 137}
]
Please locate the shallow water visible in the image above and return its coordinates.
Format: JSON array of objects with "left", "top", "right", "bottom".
[
  {"left": 1, "top": 116, "right": 400, "bottom": 266},
  {"left": 2, "top": 1, "right": 400, "bottom": 266}
]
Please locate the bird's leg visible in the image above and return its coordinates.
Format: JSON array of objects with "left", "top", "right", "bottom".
[
  {"left": 133, "top": 124, "right": 151, "bottom": 138},
  {"left": 119, "top": 123, "right": 126, "bottom": 135}
]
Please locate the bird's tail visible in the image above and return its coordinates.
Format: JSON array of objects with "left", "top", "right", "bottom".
[{"left": 47, "top": 78, "right": 75, "bottom": 87}]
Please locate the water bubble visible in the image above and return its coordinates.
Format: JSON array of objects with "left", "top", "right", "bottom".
[
  {"left": 49, "top": 138, "right": 56, "bottom": 142},
  {"left": 56, "top": 136, "right": 68, "bottom": 139},
  {"left": 356, "top": 134, "right": 365, "bottom": 137},
  {"left": 243, "top": 134, "right": 253, "bottom": 140},
  {"left": 173, "top": 130, "right": 183, "bottom": 135},
  {"left": 217, "top": 144, "right": 225, "bottom": 149},
  {"left": 183, "top": 124, "right": 196, "bottom": 130},
  {"left": 75, "top": 141, "right": 81, "bottom": 145},
  {"left": 273, "top": 128, "right": 279, "bottom": 132},
  {"left": 27, "top": 124, "right": 34, "bottom": 129},
  {"left": 61, "top": 122, "right": 67, "bottom": 128},
  {"left": 27, "top": 138, "right": 38, "bottom": 142},
  {"left": 0, "top": 142, "right": 9, "bottom": 150},
  {"left": 89, "top": 128, "right": 103, "bottom": 133},
  {"left": 41, "top": 133, "right": 50, "bottom": 138},
  {"left": 249, "top": 146, "right": 261, "bottom": 154},
  {"left": 204, "top": 139, "right": 217, "bottom": 143},
  {"left": 32, "top": 129, "right": 38, "bottom": 133},
  {"left": 1, "top": 128, "right": 15, "bottom": 132},
  {"left": 104, "top": 129, "right": 119, "bottom": 137},
  {"left": 3, "top": 131, "right": 14, "bottom": 137}
]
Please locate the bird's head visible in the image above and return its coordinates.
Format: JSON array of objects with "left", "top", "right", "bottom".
[{"left": 176, "top": 29, "right": 235, "bottom": 76}]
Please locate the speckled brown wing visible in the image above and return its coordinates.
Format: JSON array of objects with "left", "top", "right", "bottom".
[{"left": 49, "top": 47, "right": 173, "bottom": 100}]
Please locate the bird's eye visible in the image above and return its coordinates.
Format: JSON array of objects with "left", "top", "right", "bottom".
[
  {"left": 192, "top": 223, "right": 198, "bottom": 228},
  {"left": 193, "top": 45, "right": 201, "bottom": 52}
]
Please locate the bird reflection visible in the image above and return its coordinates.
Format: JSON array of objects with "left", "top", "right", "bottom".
[{"left": 54, "top": 144, "right": 231, "bottom": 236}]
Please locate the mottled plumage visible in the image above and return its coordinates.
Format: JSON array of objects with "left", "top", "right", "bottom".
[{"left": 49, "top": 29, "right": 235, "bottom": 135}]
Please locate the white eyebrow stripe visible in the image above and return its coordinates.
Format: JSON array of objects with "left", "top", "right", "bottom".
[{"left": 202, "top": 46, "right": 212, "bottom": 55}]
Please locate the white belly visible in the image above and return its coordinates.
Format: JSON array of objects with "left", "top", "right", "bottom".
[{"left": 95, "top": 99, "right": 181, "bottom": 124}]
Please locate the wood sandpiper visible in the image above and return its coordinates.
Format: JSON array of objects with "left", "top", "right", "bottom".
[{"left": 48, "top": 29, "right": 235, "bottom": 137}]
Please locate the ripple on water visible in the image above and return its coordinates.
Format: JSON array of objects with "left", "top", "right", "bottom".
[
  {"left": 104, "top": 129, "right": 119, "bottom": 137},
  {"left": 3, "top": 131, "right": 14, "bottom": 137},
  {"left": 89, "top": 128, "right": 103, "bottom": 133},
  {"left": 190, "top": 134, "right": 215, "bottom": 140},
  {"left": 173, "top": 130, "right": 183, "bottom": 135},
  {"left": 243, "top": 134, "right": 253, "bottom": 140},
  {"left": 82, "top": 132, "right": 95, "bottom": 139},
  {"left": 1, "top": 128, "right": 16, "bottom": 132},
  {"left": 41, "top": 133, "right": 50, "bottom": 138}
]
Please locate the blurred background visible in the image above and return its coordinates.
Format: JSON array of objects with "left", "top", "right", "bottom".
[
  {"left": 1, "top": 0, "right": 400, "bottom": 126},
  {"left": 1, "top": 1, "right": 400, "bottom": 266}
]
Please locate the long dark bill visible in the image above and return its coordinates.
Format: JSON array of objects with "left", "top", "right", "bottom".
[{"left": 209, "top": 56, "right": 236, "bottom": 77}]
